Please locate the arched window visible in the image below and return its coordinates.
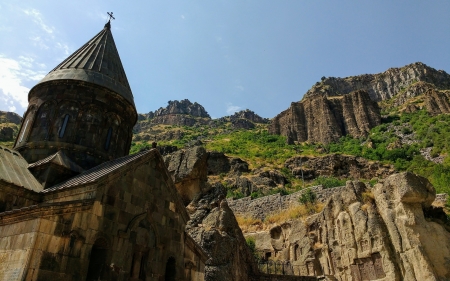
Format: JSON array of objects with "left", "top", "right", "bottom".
[
  {"left": 59, "top": 114, "right": 70, "bottom": 138},
  {"left": 29, "top": 102, "right": 54, "bottom": 142},
  {"left": 86, "top": 238, "right": 108, "bottom": 281},
  {"left": 165, "top": 257, "right": 176, "bottom": 281},
  {"left": 105, "top": 127, "right": 112, "bottom": 150}
]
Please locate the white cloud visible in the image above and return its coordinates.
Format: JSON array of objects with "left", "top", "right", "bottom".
[
  {"left": 30, "top": 36, "right": 49, "bottom": 50},
  {"left": 226, "top": 103, "right": 242, "bottom": 115},
  {"left": 23, "top": 9, "right": 54, "bottom": 35},
  {"left": 0, "top": 55, "right": 47, "bottom": 113},
  {"left": 56, "top": 42, "right": 70, "bottom": 55},
  {"left": 236, "top": 85, "right": 244, "bottom": 91},
  {"left": 181, "top": 15, "right": 185, "bottom": 20}
]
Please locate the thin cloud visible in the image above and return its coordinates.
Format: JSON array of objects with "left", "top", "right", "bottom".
[
  {"left": 23, "top": 9, "right": 54, "bottom": 35},
  {"left": 236, "top": 85, "right": 244, "bottom": 91},
  {"left": 226, "top": 103, "right": 242, "bottom": 115},
  {"left": 181, "top": 15, "right": 185, "bottom": 20},
  {"left": 56, "top": 42, "right": 70, "bottom": 55}
]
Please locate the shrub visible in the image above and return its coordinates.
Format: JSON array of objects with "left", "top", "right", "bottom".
[
  {"left": 313, "top": 176, "right": 346, "bottom": 188},
  {"left": 299, "top": 189, "right": 316, "bottom": 204}
]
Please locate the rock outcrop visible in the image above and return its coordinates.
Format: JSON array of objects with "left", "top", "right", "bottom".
[
  {"left": 216, "top": 109, "right": 269, "bottom": 129},
  {"left": 423, "top": 88, "right": 450, "bottom": 115},
  {"left": 284, "top": 154, "right": 395, "bottom": 180},
  {"left": 246, "top": 172, "right": 450, "bottom": 280},
  {"left": 138, "top": 99, "right": 211, "bottom": 127},
  {"left": 164, "top": 146, "right": 210, "bottom": 204},
  {"left": 186, "top": 186, "right": 260, "bottom": 281},
  {"left": 306, "top": 62, "right": 450, "bottom": 101},
  {"left": 269, "top": 90, "right": 381, "bottom": 144}
]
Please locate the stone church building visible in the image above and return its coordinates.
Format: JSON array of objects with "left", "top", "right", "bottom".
[{"left": 0, "top": 21, "right": 207, "bottom": 281}]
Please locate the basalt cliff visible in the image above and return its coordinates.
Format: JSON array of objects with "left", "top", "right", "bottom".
[
  {"left": 269, "top": 90, "right": 381, "bottom": 144},
  {"left": 270, "top": 62, "right": 450, "bottom": 144}
]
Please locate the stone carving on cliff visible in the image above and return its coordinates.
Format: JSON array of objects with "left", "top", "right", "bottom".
[{"left": 246, "top": 172, "right": 450, "bottom": 281}]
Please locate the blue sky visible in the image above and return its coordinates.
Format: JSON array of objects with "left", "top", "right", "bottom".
[{"left": 1, "top": 1, "right": 449, "bottom": 118}]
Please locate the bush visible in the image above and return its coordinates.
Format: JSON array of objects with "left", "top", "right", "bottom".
[
  {"left": 313, "top": 176, "right": 346, "bottom": 188},
  {"left": 299, "top": 189, "right": 316, "bottom": 204}
]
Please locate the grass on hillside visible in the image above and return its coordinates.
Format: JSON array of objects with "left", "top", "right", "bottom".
[{"left": 205, "top": 129, "right": 321, "bottom": 169}]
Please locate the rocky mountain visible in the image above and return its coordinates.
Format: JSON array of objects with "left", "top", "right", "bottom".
[
  {"left": 137, "top": 99, "right": 211, "bottom": 127},
  {"left": 269, "top": 90, "right": 381, "bottom": 144},
  {"left": 306, "top": 62, "right": 450, "bottom": 102},
  {"left": 217, "top": 109, "right": 269, "bottom": 129}
]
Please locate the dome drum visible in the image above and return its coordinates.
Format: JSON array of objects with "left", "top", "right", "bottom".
[{"left": 15, "top": 80, "right": 136, "bottom": 170}]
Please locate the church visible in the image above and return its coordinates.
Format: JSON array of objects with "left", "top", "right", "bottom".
[{"left": 0, "top": 20, "right": 207, "bottom": 281}]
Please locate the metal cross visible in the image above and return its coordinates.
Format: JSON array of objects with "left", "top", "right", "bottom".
[{"left": 107, "top": 12, "right": 115, "bottom": 21}]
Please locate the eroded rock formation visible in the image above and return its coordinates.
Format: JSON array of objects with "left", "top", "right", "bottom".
[
  {"left": 269, "top": 90, "right": 381, "bottom": 144},
  {"left": 284, "top": 154, "right": 395, "bottom": 180},
  {"left": 306, "top": 62, "right": 450, "bottom": 101},
  {"left": 186, "top": 186, "right": 260, "bottom": 281},
  {"left": 246, "top": 172, "right": 450, "bottom": 280}
]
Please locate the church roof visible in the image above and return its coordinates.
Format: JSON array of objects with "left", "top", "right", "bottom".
[
  {"left": 35, "top": 21, "right": 135, "bottom": 107},
  {"left": 28, "top": 150, "right": 84, "bottom": 173},
  {"left": 43, "top": 149, "right": 152, "bottom": 192},
  {"left": 0, "top": 146, "right": 43, "bottom": 192}
]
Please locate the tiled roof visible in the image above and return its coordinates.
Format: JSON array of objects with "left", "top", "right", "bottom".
[
  {"left": 0, "top": 146, "right": 43, "bottom": 192},
  {"left": 28, "top": 150, "right": 84, "bottom": 173},
  {"left": 43, "top": 149, "right": 154, "bottom": 193},
  {"left": 35, "top": 21, "right": 135, "bottom": 107}
]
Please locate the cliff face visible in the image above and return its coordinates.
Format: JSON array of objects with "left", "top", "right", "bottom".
[
  {"left": 306, "top": 62, "right": 450, "bottom": 101},
  {"left": 244, "top": 173, "right": 450, "bottom": 281},
  {"left": 269, "top": 90, "right": 380, "bottom": 144}
]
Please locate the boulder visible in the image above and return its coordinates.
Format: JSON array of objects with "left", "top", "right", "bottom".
[{"left": 164, "top": 146, "right": 209, "bottom": 204}]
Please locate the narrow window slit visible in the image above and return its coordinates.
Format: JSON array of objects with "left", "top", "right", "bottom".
[
  {"left": 59, "top": 114, "right": 70, "bottom": 138},
  {"left": 105, "top": 127, "right": 112, "bottom": 150}
]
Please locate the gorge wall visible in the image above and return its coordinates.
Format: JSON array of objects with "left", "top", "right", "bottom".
[
  {"left": 269, "top": 90, "right": 381, "bottom": 144},
  {"left": 305, "top": 62, "right": 450, "bottom": 101},
  {"left": 245, "top": 173, "right": 450, "bottom": 281}
]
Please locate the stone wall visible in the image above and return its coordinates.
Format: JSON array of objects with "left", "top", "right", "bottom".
[{"left": 227, "top": 185, "right": 343, "bottom": 220}]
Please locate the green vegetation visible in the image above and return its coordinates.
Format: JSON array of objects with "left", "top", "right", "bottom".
[
  {"left": 313, "top": 176, "right": 346, "bottom": 188},
  {"left": 326, "top": 110, "right": 450, "bottom": 195},
  {"left": 298, "top": 189, "right": 317, "bottom": 204},
  {"left": 205, "top": 129, "right": 319, "bottom": 169}
]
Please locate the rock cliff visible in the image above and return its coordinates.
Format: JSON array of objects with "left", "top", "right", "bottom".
[
  {"left": 306, "top": 62, "right": 450, "bottom": 101},
  {"left": 284, "top": 154, "right": 395, "bottom": 180},
  {"left": 269, "top": 90, "right": 381, "bottom": 144},
  {"left": 186, "top": 186, "right": 260, "bottom": 281},
  {"left": 245, "top": 172, "right": 450, "bottom": 280}
]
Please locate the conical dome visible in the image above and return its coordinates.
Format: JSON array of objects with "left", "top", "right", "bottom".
[{"left": 36, "top": 22, "right": 134, "bottom": 107}]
